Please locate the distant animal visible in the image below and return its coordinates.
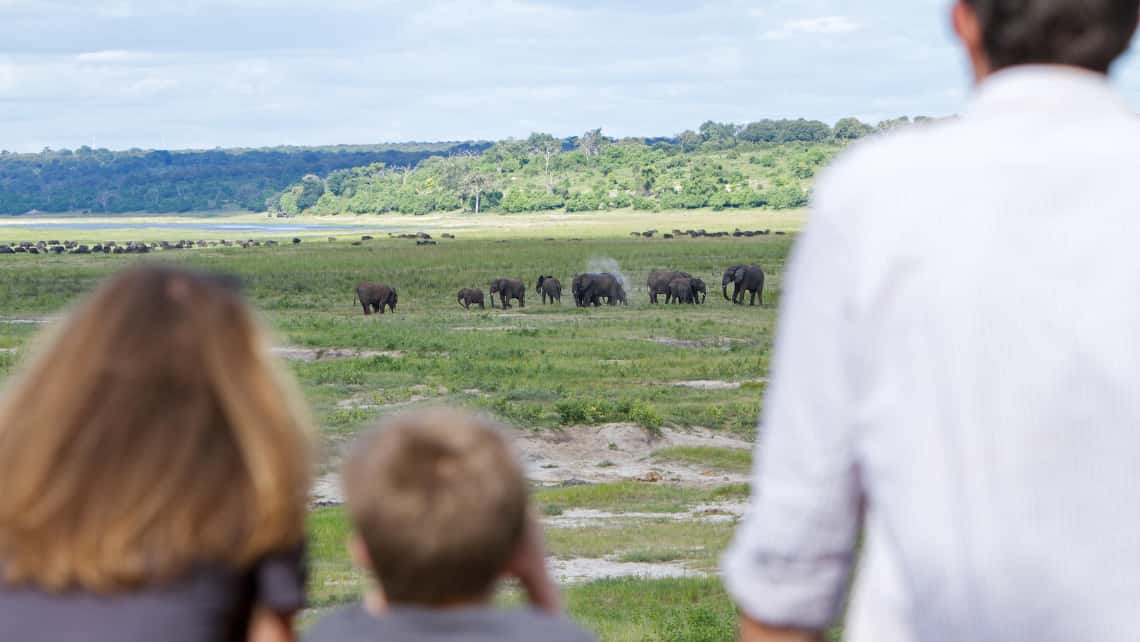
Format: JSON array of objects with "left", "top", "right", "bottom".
[
  {"left": 0, "top": 245, "right": 13, "bottom": 254},
  {"left": 328, "top": 237, "right": 337, "bottom": 243},
  {"left": 441, "top": 233, "right": 455, "bottom": 239},
  {"left": 664, "top": 234, "right": 674, "bottom": 239},
  {"left": 361, "top": 235, "right": 374, "bottom": 241},
  {"left": 354, "top": 282, "right": 398, "bottom": 315},
  {"left": 292, "top": 237, "right": 302, "bottom": 244},
  {"left": 457, "top": 288, "right": 485, "bottom": 310},
  {"left": 647, "top": 269, "right": 691, "bottom": 304},
  {"left": 667, "top": 277, "right": 696, "bottom": 304},
  {"left": 689, "top": 277, "right": 707, "bottom": 304},
  {"left": 416, "top": 240, "right": 437, "bottom": 246},
  {"left": 722, "top": 264, "right": 765, "bottom": 306},
  {"left": 666, "top": 276, "right": 707, "bottom": 304},
  {"left": 536, "top": 275, "right": 562, "bottom": 305},
  {"left": 573, "top": 273, "right": 627, "bottom": 307},
  {"left": 489, "top": 278, "right": 526, "bottom": 309}
]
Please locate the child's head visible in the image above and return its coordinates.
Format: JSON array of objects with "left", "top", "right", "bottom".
[{"left": 344, "top": 408, "right": 528, "bottom": 606}]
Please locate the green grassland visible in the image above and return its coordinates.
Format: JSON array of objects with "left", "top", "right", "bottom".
[{"left": 0, "top": 214, "right": 799, "bottom": 641}]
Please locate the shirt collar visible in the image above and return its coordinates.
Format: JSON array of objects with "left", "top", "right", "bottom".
[{"left": 966, "top": 65, "right": 1133, "bottom": 119}]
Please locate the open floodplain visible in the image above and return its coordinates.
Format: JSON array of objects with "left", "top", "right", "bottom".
[{"left": 0, "top": 209, "right": 836, "bottom": 642}]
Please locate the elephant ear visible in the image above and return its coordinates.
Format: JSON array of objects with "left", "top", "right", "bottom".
[{"left": 734, "top": 268, "right": 746, "bottom": 285}]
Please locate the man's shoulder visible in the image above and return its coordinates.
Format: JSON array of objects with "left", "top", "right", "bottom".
[
  {"left": 820, "top": 121, "right": 962, "bottom": 192},
  {"left": 302, "top": 604, "right": 596, "bottom": 642},
  {"left": 303, "top": 604, "right": 376, "bottom": 642},
  {"left": 497, "top": 608, "right": 596, "bottom": 642}
]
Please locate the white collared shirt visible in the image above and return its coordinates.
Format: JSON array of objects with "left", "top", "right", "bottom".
[{"left": 723, "top": 66, "right": 1140, "bottom": 642}]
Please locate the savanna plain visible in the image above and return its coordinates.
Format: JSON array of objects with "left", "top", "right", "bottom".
[{"left": 0, "top": 210, "right": 840, "bottom": 642}]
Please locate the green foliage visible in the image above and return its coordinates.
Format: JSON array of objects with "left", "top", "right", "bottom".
[
  {"left": 268, "top": 116, "right": 909, "bottom": 216},
  {"left": 652, "top": 446, "right": 753, "bottom": 474},
  {"left": 554, "top": 397, "right": 663, "bottom": 430},
  {"left": 0, "top": 143, "right": 488, "bottom": 215}
]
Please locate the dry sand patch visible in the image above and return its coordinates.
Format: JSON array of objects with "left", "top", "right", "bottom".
[{"left": 272, "top": 347, "right": 404, "bottom": 362}]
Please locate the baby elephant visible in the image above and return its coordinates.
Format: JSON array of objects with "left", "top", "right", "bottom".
[
  {"left": 355, "top": 281, "right": 398, "bottom": 315},
  {"left": 457, "top": 288, "right": 485, "bottom": 310},
  {"left": 536, "top": 275, "right": 562, "bottom": 305},
  {"left": 666, "top": 277, "right": 701, "bottom": 304}
]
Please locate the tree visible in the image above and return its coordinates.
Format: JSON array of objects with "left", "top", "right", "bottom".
[
  {"left": 527, "top": 132, "right": 561, "bottom": 194},
  {"left": 833, "top": 117, "right": 873, "bottom": 140},
  {"left": 877, "top": 116, "right": 912, "bottom": 132},
  {"left": 462, "top": 170, "right": 496, "bottom": 214},
  {"left": 579, "top": 128, "right": 605, "bottom": 157},
  {"left": 296, "top": 174, "right": 325, "bottom": 210},
  {"left": 677, "top": 130, "right": 702, "bottom": 152},
  {"left": 698, "top": 121, "right": 739, "bottom": 149}
]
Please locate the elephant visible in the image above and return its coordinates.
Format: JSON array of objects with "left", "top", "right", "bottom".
[
  {"left": 489, "top": 278, "right": 526, "bottom": 309},
  {"left": 647, "top": 269, "right": 691, "bottom": 304},
  {"left": 573, "top": 273, "right": 627, "bottom": 307},
  {"left": 722, "top": 264, "right": 765, "bottom": 306},
  {"left": 536, "top": 275, "right": 562, "bottom": 305},
  {"left": 666, "top": 277, "right": 707, "bottom": 304},
  {"left": 457, "top": 288, "right": 485, "bottom": 310},
  {"left": 354, "top": 282, "right": 398, "bottom": 315}
]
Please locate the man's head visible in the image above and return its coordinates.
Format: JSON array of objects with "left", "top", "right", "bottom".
[
  {"left": 954, "top": 0, "right": 1139, "bottom": 79},
  {"left": 343, "top": 408, "right": 528, "bottom": 606}
]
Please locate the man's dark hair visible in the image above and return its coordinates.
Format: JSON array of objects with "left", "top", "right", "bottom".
[{"left": 964, "top": 0, "right": 1138, "bottom": 72}]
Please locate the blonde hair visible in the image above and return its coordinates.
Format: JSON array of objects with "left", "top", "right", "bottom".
[
  {"left": 344, "top": 408, "right": 527, "bottom": 605},
  {"left": 0, "top": 265, "right": 313, "bottom": 592}
]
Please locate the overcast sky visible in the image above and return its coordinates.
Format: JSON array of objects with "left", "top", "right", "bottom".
[{"left": 2, "top": 0, "right": 1140, "bottom": 152}]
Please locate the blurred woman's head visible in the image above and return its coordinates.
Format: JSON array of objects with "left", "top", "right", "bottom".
[{"left": 0, "top": 265, "right": 312, "bottom": 592}]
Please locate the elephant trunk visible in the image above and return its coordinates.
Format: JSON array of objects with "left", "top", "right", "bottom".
[{"left": 722, "top": 284, "right": 730, "bottom": 301}]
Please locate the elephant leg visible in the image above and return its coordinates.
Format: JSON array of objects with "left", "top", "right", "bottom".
[
  {"left": 479, "top": 302, "right": 485, "bottom": 310},
  {"left": 519, "top": 295, "right": 525, "bottom": 308},
  {"left": 749, "top": 290, "right": 757, "bottom": 306},
  {"left": 361, "top": 302, "right": 370, "bottom": 315}
]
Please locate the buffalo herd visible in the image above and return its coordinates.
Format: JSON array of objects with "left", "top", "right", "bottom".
[{"left": 358, "top": 264, "right": 766, "bottom": 316}]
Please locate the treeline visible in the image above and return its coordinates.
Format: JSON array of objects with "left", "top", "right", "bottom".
[
  {"left": 0, "top": 142, "right": 488, "bottom": 215},
  {"left": 277, "top": 116, "right": 926, "bottom": 216}
]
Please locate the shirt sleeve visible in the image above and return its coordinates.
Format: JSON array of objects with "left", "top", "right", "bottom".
[
  {"left": 721, "top": 166, "right": 865, "bottom": 631},
  {"left": 255, "top": 542, "right": 309, "bottom": 615}
]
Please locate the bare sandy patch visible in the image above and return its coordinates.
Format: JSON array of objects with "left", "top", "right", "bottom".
[
  {"left": 272, "top": 347, "right": 404, "bottom": 362},
  {"left": 545, "top": 501, "right": 747, "bottom": 528},
  {"left": 516, "top": 423, "right": 752, "bottom": 487},
  {"left": 673, "top": 379, "right": 767, "bottom": 390},
  {"left": 647, "top": 337, "right": 749, "bottom": 349},
  {"left": 312, "top": 423, "right": 752, "bottom": 504},
  {"left": 550, "top": 558, "right": 705, "bottom": 584}
]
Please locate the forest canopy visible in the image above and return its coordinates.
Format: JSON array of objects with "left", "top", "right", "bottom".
[
  {"left": 275, "top": 117, "right": 919, "bottom": 216},
  {"left": 0, "top": 116, "right": 926, "bottom": 216},
  {"left": 0, "top": 142, "right": 488, "bottom": 215}
]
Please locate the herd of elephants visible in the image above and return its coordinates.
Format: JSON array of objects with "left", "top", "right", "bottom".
[{"left": 352, "top": 264, "right": 768, "bottom": 314}]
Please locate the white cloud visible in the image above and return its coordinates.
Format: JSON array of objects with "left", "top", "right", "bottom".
[
  {"left": 787, "top": 16, "right": 862, "bottom": 34},
  {"left": 761, "top": 15, "right": 863, "bottom": 40},
  {"left": 3, "top": 1, "right": 1139, "bottom": 152},
  {"left": 75, "top": 50, "right": 135, "bottom": 63}
]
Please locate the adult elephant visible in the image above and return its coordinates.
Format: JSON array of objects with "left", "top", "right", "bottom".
[
  {"left": 489, "top": 278, "right": 526, "bottom": 309},
  {"left": 457, "top": 288, "right": 485, "bottom": 310},
  {"left": 536, "top": 275, "right": 562, "bottom": 305},
  {"left": 355, "top": 282, "right": 398, "bottom": 315},
  {"left": 575, "top": 273, "right": 627, "bottom": 307},
  {"left": 647, "top": 269, "right": 691, "bottom": 304},
  {"left": 722, "top": 264, "right": 765, "bottom": 306}
]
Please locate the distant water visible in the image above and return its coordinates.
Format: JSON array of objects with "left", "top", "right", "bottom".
[{"left": 0, "top": 222, "right": 394, "bottom": 233}]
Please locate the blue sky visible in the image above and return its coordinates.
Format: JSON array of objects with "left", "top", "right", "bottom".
[{"left": 1, "top": 0, "right": 1139, "bottom": 152}]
